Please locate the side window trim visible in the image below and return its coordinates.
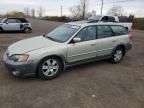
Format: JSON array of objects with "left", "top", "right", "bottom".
[
  {"left": 16, "top": 19, "right": 21, "bottom": 23},
  {"left": 69, "top": 25, "right": 97, "bottom": 44},
  {"left": 110, "top": 25, "right": 118, "bottom": 36},
  {"left": 6, "top": 19, "right": 17, "bottom": 23},
  {"left": 109, "top": 25, "right": 115, "bottom": 35},
  {"left": 96, "top": 25, "right": 98, "bottom": 39},
  {"left": 4, "top": 19, "right": 9, "bottom": 23},
  {"left": 97, "top": 25, "right": 115, "bottom": 39},
  {"left": 110, "top": 25, "right": 128, "bottom": 36}
]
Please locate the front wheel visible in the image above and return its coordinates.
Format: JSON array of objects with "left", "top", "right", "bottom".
[
  {"left": 24, "top": 27, "right": 31, "bottom": 33},
  {"left": 110, "top": 47, "right": 124, "bottom": 64},
  {"left": 37, "top": 57, "right": 63, "bottom": 80}
]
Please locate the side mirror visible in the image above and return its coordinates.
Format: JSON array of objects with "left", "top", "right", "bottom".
[
  {"left": 73, "top": 37, "right": 81, "bottom": 43},
  {"left": 5, "top": 22, "right": 8, "bottom": 24}
]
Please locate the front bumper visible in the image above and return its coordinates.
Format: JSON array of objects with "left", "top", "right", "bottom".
[{"left": 3, "top": 52, "right": 36, "bottom": 77}]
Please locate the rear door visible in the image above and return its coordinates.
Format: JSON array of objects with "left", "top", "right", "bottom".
[
  {"left": 67, "top": 26, "right": 98, "bottom": 62},
  {"left": 96, "top": 25, "right": 115, "bottom": 56}
]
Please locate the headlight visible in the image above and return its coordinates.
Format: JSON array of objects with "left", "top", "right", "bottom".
[{"left": 9, "top": 54, "right": 29, "bottom": 62}]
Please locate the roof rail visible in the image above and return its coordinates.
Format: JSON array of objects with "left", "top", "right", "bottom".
[{"left": 87, "top": 20, "right": 118, "bottom": 23}]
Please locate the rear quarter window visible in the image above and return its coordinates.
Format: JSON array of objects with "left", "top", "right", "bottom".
[
  {"left": 19, "top": 18, "right": 28, "bottom": 23},
  {"left": 111, "top": 26, "right": 128, "bottom": 36}
]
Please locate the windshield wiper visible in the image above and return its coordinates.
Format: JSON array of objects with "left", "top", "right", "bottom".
[
  {"left": 46, "top": 36, "right": 57, "bottom": 42},
  {"left": 42, "top": 34, "right": 52, "bottom": 40}
]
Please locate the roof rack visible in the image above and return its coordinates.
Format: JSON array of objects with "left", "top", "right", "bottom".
[{"left": 87, "top": 20, "right": 99, "bottom": 23}]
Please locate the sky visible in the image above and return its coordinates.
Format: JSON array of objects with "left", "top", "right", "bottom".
[{"left": 0, "top": 0, "right": 144, "bottom": 17}]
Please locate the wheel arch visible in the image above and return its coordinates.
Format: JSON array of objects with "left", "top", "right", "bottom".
[
  {"left": 36, "top": 55, "right": 66, "bottom": 75},
  {"left": 113, "top": 44, "right": 126, "bottom": 56},
  {"left": 24, "top": 27, "right": 32, "bottom": 30}
]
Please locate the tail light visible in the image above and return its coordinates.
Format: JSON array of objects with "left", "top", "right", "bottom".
[{"left": 128, "top": 32, "right": 133, "bottom": 40}]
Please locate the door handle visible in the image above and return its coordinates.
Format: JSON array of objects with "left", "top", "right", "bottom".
[{"left": 91, "top": 44, "right": 96, "bottom": 46}]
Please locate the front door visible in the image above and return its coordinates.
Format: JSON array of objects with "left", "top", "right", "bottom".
[
  {"left": 2, "top": 19, "right": 20, "bottom": 31},
  {"left": 67, "top": 26, "right": 98, "bottom": 63}
]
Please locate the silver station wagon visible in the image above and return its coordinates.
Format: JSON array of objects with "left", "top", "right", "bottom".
[{"left": 3, "top": 21, "right": 132, "bottom": 80}]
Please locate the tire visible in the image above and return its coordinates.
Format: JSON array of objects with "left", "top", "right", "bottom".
[
  {"left": 110, "top": 47, "right": 124, "bottom": 64},
  {"left": 0, "top": 27, "right": 3, "bottom": 33},
  {"left": 37, "top": 57, "right": 63, "bottom": 80},
  {"left": 24, "top": 27, "right": 31, "bottom": 33}
]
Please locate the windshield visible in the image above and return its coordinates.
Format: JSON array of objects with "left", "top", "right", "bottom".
[
  {"left": 46, "top": 24, "right": 80, "bottom": 43},
  {"left": 1, "top": 18, "right": 7, "bottom": 23},
  {"left": 88, "top": 15, "right": 102, "bottom": 21}
]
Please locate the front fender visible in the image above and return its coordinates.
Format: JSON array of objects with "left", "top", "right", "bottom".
[{"left": 26, "top": 46, "right": 67, "bottom": 69}]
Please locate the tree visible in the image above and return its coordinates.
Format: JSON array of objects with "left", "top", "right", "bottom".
[
  {"left": 6, "top": 11, "right": 25, "bottom": 17},
  {"left": 85, "top": 10, "right": 96, "bottom": 18},
  {"left": 80, "top": 0, "right": 88, "bottom": 19},
  {"left": 69, "top": 5, "right": 82, "bottom": 20},
  {"left": 91, "top": 10, "right": 96, "bottom": 16},
  {"left": 31, "top": 8, "right": 35, "bottom": 18},
  {"left": 24, "top": 7, "right": 30, "bottom": 17},
  {"left": 70, "top": 0, "right": 88, "bottom": 20},
  {"left": 107, "top": 6, "right": 124, "bottom": 16},
  {"left": 128, "top": 14, "right": 135, "bottom": 22}
]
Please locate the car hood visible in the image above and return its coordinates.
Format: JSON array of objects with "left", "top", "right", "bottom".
[{"left": 8, "top": 36, "right": 61, "bottom": 56}]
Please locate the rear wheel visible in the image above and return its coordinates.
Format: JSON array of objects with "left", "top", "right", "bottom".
[
  {"left": 110, "top": 47, "right": 124, "bottom": 64},
  {"left": 38, "top": 57, "right": 63, "bottom": 80},
  {"left": 24, "top": 27, "right": 31, "bottom": 33}
]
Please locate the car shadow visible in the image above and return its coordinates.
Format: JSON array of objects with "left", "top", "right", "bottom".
[
  {"left": 0, "top": 31, "right": 24, "bottom": 34},
  {"left": 63, "top": 60, "right": 109, "bottom": 74},
  {"left": 4, "top": 59, "right": 111, "bottom": 82}
]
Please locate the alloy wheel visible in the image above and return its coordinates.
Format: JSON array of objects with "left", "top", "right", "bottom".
[
  {"left": 114, "top": 50, "right": 123, "bottom": 62},
  {"left": 42, "top": 59, "right": 59, "bottom": 77}
]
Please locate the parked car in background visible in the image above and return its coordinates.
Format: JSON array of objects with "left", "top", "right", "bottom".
[
  {"left": 0, "top": 18, "right": 32, "bottom": 33},
  {"left": 88, "top": 15, "right": 133, "bottom": 32},
  {"left": 3, "top": 21, "right": 132, "bottom": 80}
]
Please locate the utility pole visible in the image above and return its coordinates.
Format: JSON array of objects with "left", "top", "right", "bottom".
[
  {"left": 61, "top": 5, "right": 63, "bottom": 17},
  {"left": 83, "top": 1, "right": 86, "bottom": 19},
  {"left": 101, "top": 0, "right": 103, "bottom": 15},
  {"left": 43, "top": 8, "right": 45, "bottom": 17}
]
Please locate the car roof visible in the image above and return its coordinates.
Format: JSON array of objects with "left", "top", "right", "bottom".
[
  {"left": 66, "top": 21, "right": 122, "bottom": 28},
  {"left": 7, "top": 17, "right": 26, "bottom": 19}
]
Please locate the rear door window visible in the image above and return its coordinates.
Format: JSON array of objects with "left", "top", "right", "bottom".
[
  {"left": 111, "top": 26, "right": 127, "bottom": 36},
  {"left": 97, "top": 25, "right": 114, "bottom": 39}
]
